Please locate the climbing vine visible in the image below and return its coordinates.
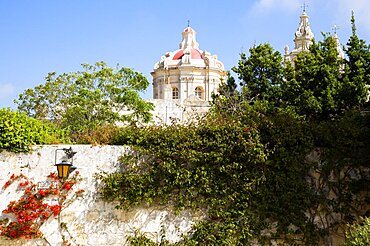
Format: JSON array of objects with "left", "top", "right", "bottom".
[
  {"left": 100, "top": 105, "right": 369, "bottom": 245},
  {"left": 100, "top": 113, "right": 268, "bottom": 244}
]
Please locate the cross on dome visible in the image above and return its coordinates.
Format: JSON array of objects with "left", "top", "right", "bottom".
[
  {"left": 332, "top": 24, "right": 339, "bottom": 34},
  {"left": 301, "top": 1, "right": 308, "bottom": 13}
]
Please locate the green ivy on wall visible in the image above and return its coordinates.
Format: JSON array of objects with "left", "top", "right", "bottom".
[{"left": 99, "top": 105, "right": 369, "bottom": 245}]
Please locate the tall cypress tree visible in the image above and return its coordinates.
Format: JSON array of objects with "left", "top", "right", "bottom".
[{"left": 341, "top": 12, "right": 370, "bottom": 109}]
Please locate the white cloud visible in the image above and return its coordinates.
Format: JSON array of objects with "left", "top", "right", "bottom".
[
  {"left": 252, "top": 0, "right": 300, "bottom": 12},
  {"left": 0, "top": 83, "right": 15, "bottom": 98}
]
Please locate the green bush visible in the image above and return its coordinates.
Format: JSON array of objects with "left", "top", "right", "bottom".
[
  {"left": 346, "top": 217, "right": 370, "bottom": 246},
  {"left": 70, "top": 124, "right": 120, "bottom": 144},
  {"left": 0, "top": 108, "right": 69, "bottom": 152},
  {"left": 127, "top": 235, "right": 167, "bottom": 246}
]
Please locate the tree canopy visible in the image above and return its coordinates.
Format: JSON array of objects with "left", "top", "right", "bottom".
[
  {"left": 232, "top": 43, "right": 283, "bottom": 104},
  {"left": 0, "top": 108, "right": 68, "bottom": 152},
  {"left": 341, "top": 12, "right": 370, "bottom": 109},
  {"left": 15, "top": 61, "right": 153, "bottom": 133},
  {"left": 231, "top": 16, "right": 369, "bottom": 120},
  {"left": 283, "top": 35, "right": 344, "bottom": 119}
]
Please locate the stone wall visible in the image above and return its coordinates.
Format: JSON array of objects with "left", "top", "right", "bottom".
[
  {"left": 149, "top": 99, "right": 211, "bottom": 125},
  {"left": 0, "top": 145, "right": 203, "bottom": 246}
]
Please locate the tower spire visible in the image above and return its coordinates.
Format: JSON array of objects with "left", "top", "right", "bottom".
[
  {"left": 285, "top": 6, "right": 315, "bottom": 64},
  {"left": 332, "top": 25, "right": 344, "bottom": 59},
  {"left": 293, "top": 7, "right": 314, "bottom": 51}
]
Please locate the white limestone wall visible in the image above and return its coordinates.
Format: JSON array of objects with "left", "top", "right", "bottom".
[
  {"left": 0, "top": 145, "right": 204, "bottom": 246},
  {"left": 149, "top": 99, "right": 185, "bottom": 124},
  {"left": 150, "top": 99, "right": 211, "bottom": 125}
]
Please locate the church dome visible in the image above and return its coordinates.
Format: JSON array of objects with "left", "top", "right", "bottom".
[{"left": 151, "top": 24, "right": 225, "bottom": 106}]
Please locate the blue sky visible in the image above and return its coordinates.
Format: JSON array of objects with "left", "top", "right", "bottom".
[{"left": 1, "top": 0, "right": 370, "bottom": 108}]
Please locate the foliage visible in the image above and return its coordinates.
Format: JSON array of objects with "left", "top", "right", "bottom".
[
  {"left": 0, "top": 108, "right": 68, "bottom": 152},
  {"left": 0, "top": 172, "right": 83, "bottom": 239},
  {"left": 309, "top": 110, "right": 370, "bottom": 237},
  {"left": 345, "top": 217, "right": 370, "bottom": 246},
  {"left": 211, "top": 72, "right": 246, "bottom": 116},
  {"left": 128, "top": 235, "right": 169, "bottom": 246},
  {"left": 101, "top": 105, "right": 321, "bottom": 245},
  {"left": 283, "top": 27, "right": 369, "bottom": 119},
  {"left": 70, "top": 124, "right": 120, "bottom": 144},
  {"left": 15, "top": 61, "right": 153, "bottom": 133},
  {"left": 101, "top": 104, "right": 369, "bottom": 245},
  {"left": 283, "top": 36, "right": 345, "bottom": 120},
  {"left": 218, "top": 24, "right": 370, "bottom": 241},
  {"left": 101, "top": 113, "right": 268, "bottom": 244},
  {"left": 232, "top": 43, "right": 283, "bottom": 104},
  {"left": 231, "top": 19, "right": 369, "bottom": 121},
  {"left": 219, "top": 71, "right": 238, "bottom": 96},
  {"left": 341, "top": 12, "right": 370, "bottom": 109}
]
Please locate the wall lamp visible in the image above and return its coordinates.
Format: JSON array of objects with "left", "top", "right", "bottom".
[{"left": 54, "top": 147, "right": 77, "bottom": 179}]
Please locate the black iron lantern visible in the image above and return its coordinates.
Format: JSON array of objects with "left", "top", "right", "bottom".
[{"left": 55, "top": 147, "right": 77, "bottom": 179}]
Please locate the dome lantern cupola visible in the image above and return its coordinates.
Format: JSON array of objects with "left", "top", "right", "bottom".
[{"left": 180, "top": 26, "right": 199, "bottom": 50}]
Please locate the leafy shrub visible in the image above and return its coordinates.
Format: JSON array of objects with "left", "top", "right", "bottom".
[
  {"left": 0, "top": 108, "right": 69, "bottom": 152},
  {"left": 70, "top": 124, "right": 120, "bottom": 145},
  {"left": 346, "top": 217, "right": 370, "bottom": 246},
  {"left": 127, "top": 235, "right": 168, "bottom": 246}
]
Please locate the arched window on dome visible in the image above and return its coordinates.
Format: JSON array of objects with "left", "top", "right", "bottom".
[
  {"left": 195, "top": 86, "right": 204, "bottom": 100},
  {"left": 172, "top": 87, "right": 179, "bottom": 99}
]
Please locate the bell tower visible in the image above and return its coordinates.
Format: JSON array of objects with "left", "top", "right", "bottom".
[{"left": 284, "top": 6, "right": 314, "bottom": 63}]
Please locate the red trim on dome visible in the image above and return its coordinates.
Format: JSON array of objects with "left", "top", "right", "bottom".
[
  {"left": 173, "top": 50, "right": 184, "bottom": 60},
  {"left": 191, "top": 49, "right": 202, "bottom": 59},
  {"left": 172, "top": 49, "right": 202, "bottom": 60}
]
